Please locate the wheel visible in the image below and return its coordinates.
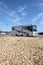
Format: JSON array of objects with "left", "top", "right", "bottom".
[
  {"left": 21, "top": 34, "right": 23, "bottom": 36},
  {"left": 15, "top": 34, "right": 17, "bottom": 36},
  {"left": 26, "top": 34, "right": 29, "bottom": 36}
]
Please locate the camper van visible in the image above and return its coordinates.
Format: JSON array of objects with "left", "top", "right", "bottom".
[{"left": 11, "top": 24, "right": 38, "bottom": 36}]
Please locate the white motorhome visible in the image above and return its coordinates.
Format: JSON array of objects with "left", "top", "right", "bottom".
[{"left": 11, "top": 24, "right": 38, "bottom": 36}]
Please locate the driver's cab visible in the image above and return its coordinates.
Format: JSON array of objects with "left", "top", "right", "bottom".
[{"left": 32, "top": 25, "right": 38, "bottom": 36}]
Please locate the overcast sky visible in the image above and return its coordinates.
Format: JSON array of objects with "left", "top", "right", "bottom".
[{"left": 0, "top": 0, "right": 43, "bottom": 32}]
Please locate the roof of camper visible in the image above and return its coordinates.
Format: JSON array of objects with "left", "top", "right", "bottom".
[{"left": 12, "top": 24, "right": 35, "bottom": 27}]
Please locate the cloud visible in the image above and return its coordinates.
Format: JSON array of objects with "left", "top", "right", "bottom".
[
  {"left": 0, "top": 1, "right": 23, "bottom": 25},
  {"left": 32, "top": 0, "right": 43, "bottom": 8},
  {"left": 40, "top": 19, "right": 43, "bottom": 24},
  {"left": 17, "top": 6, "right": 27, "bottom": 16},
  {"left": 0, "top": 1, "right": 11, "bottom": 15},
  {"left": 32, "top": 12, "right": 43, "bottom": 25},
  {"left": 37, "top": 2, "right": 43, "bottom": 7},
  {"left": 6, "top": 11, "right": 23, "bottom": 25},
  {"left": 0, "top": 1, "right": 9, "bottom": 10},
  {"left": 35, "top": 0, "right": 43, "bottom": 2},
  {"left": 18, "top": 6, "right": 26, "bottom": 12},
  {"left": 9, "top": 11, "right": 15, "bottom": 16},
  {"left": 2, "top": 15, "right": 22, "bottom": 25},
  {"left": 38, "top": 3, "right": 43, "bottom": 6},
  {"left": 32, "top": 13, "right": 43, "bottom": 22},
  {"left": 21, "top": 11, "right": 27, "bottom": 16}
]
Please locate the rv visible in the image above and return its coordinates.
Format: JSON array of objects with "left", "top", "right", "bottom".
[{"left": 11, "top": 24, "right": 38, "bottom": 36}]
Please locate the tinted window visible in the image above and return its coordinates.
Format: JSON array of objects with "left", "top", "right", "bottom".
[
  {"left": 12, "top": 27, "right": 15, "bottom": 30},
  {"left": 26, "top": 26, "right": 32, "bottom": 31}
]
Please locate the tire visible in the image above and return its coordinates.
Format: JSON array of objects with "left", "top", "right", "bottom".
[
  {"left": 15, "top": 34, "right": 17, "bottom": 36},
  {"left": 26, "top": 34, "right": 30, "bottom": 37},
  {"left": 21, "top": 34, "right": 23, "bottom": 36}
]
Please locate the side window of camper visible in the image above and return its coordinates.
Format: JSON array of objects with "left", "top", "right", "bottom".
[
  {"left": 26, "top": 26, "right": 32, "bottom": 31},
  {"left": 12, "top": 27, "right": 15, "bottom": 30}
]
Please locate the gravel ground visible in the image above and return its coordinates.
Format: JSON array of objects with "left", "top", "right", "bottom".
[{"left": 0, "top": 35, "right": 43, "bottom": 65}]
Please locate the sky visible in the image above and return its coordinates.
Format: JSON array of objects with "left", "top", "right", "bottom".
[{"left": 0, "top": 0, "right": 43, "bottom": 32}]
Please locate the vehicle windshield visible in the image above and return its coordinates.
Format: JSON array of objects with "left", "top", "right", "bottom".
[
  {"left": 33, "top": 25, "right": 37, "bottom": 31},
  {"left": 24, "top": 25, "right": 37, "bottom": 31}
]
